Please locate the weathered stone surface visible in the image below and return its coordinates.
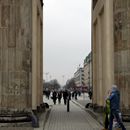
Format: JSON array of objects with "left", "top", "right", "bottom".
[
  {"left": 114, "top": 0, "right": 130, "bottom": 109},
  {"left": 0, "top": 0, "right": 43, "bottom": 117},
  {"left": 9, "top": 0, "right": 16, "bottom": 5},
  {"left": 2, "top": 29, "right": 8, "bottom": 49},
  {"left": 0, "top": 5, "right": 1, "bottom": 27},
  {"left": 1, "top": 5, "right": 10, "bottom": 27},
  {"left": 0, "top": 30, "right": 2, "bottom": 71},
  {"left": 1, "top": 72, "right": 8, "bottom": 108},
  {"left": 0, "top": 49, "right": 1, "bottom": 71},
  {"left": 15, "top": 50, "right": 22, "bottom": 70},
  {"left": 0, "top": 0, "right": 32, "bottom": 111},
  {"left": 0, "top": 0, "right": 9, "bottom": 5},
  {"left": 8, "top": 48, "right": 15, "bottom": 71},
  {"left": 2, "top": 50, "right": 8, "bottom": 72},
  {"left": 0, "top": 72, "right": 2, "bottom": 106},
  {"left": 0, "top": 29, "right": 2, "bottom": 48},
  {"left": 8, "top": 5, "right": 16, "bottom": 47}
]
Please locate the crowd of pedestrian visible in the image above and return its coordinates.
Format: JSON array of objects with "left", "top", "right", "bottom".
[{"left": 44, "top": 89, "right": 80, "bottom": 105}]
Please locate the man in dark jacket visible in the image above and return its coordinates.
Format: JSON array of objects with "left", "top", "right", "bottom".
[
  {"left": 58, "top": 91, "right": 62, "bottom": 104},
  {"left": 52, "top": 91, "right": 57, "bottom": 105},
  {"left": 108, "top": 85, "right": 126, "bottom": 130},
  {"left": 63, "top": 90, "right": 68, "bottom": 105}
]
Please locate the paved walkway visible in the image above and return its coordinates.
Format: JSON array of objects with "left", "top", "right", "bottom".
[{"left": 44, "top": 99, "right": 103, "bottom": 130}]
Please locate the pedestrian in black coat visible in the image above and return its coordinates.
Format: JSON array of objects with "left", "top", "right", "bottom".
[
  {"left": 58, "top": 91, "right": 62, "bottom": 104},
  {"left": 52, "top": 91, "right": 57, "bottom": 105},
  {"left": 63, "top": 90, "right": 68, "bottom": 105}
]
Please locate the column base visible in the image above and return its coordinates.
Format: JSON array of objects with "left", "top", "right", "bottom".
[{"left": 93, "top": 103, "right": 104, "bottom": 113}]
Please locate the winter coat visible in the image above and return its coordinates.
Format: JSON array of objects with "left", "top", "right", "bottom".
[
  {"left": 105, "top": 99, "right": 110, "bottom": 114},
  {"left": 108, "top": 86, "right": 120, "bottom": 110}
]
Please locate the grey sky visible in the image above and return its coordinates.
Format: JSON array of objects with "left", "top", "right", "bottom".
[{"left": 43, "top": 0, "right": 92, "bottom": 85}]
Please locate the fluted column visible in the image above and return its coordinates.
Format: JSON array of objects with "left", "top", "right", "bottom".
[
  {"left": 103, "top": 0, "right": 114, "bottom": 93},
  {"left": 32, "top": 0, "right": 38, "bottom": 110}
]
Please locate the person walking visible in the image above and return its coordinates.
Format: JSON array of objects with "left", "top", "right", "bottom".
[
  {"left": 72, "top": 91, "right": 74, "bottom": 99},
  {"left": 63, "top": 90, "right": 68, "bottom": 105},
  {"left": 46, "top": 90, "right": 50, "bottom": 99},
  {"left": 52, "top": 90, "right": 57, "bottom": 105},
  {"left": 74, "top": 90, "right": 78, "bottom": 100},
  {"left": 58, "top": 91, "right": 62, "bottom": 104},
  {"left": 108, "top": 85, "right": 126, "bottom": 130},
  {"left": 88, "top": 90, "right": 92, "bottom": 100},
  {"left": 103, "top": 90, "right": 111, "bottom": 130}
]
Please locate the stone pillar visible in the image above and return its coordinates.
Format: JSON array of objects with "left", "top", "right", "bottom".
[
  {"left": 32, "top": 0, "right": 43, "bottom": 110},
  {"left": 92, "top": 21, "right": 98, "bottom": 104},
  {"left": 92, "top": 0, "right": 114, "bottom": 107},
  {"left": 97, "top": 15, "right": 103, "bottom": 106},
  {"left": 103, "top": 0, "right": 114, "bottom": 93},
  {"left": 37, "top": 12, "right": 43, "bottom": 107},
  {"left": 32, "top": 0, "right": 38, "bottom": 110},
  {"left": 0, "top": 0, "right": 33, "bottom": 113},
  {"left": 40, "top": 21, "right": 43, "bottom": 104}
]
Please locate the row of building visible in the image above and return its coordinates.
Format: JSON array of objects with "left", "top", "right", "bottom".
[{"left": 73, "top": 52, "right": 92, "bottom": 92}]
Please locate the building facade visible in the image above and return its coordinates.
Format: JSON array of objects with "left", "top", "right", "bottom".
[
  {"left": 0, "top": 0, "right": 43, "bottom": 116},
  {"left": 74, "top": 67, "right": 84, "bottom": 89},
  {"left": 92, "top": 0, "right": 130, "bottom": 111},
  {"left": 83, "top": 52, "right": 92, "bottom": 91}
]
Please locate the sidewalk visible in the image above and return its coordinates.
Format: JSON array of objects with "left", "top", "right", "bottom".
[{"left": 44, "top": 99, "right": 103, "bottom": 130}]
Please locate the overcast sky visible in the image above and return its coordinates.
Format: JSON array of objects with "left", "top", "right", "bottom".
[{"left": 43, "top": 0, "right": 92, "bottom": 85}]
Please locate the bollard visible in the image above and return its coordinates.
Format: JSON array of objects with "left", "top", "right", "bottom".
[{"left": 67, "top": 98, "right": 70, "bottom": 112}]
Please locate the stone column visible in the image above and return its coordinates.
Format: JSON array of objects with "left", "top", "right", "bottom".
[
  {"left": 39, "top": 19, "right": 43, "bottom": 106},
  {"left": 103, "top": 0, "right": 114, "bottom": 92},
  {"left": 37, "top": 12, "right": 42, "bottom": 106},
  {"left": 37, "top": 12, "right": 39, "bottom": 106},
  {"left": 32, "top": 0, "right": 38, "bottom": 110},
  {"left": 32, "top": 0, "right": 43, "bottom": 110},
  {"left": 92, "top": 21, "right": 98, "bottom": 104},
  {"left": 97, "top": 15, "right": 103, "bottom": 106}
]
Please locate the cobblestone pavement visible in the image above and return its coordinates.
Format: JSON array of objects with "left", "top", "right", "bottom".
[{"left": 44, "top": 99, "right": 103, "bottom": 130}]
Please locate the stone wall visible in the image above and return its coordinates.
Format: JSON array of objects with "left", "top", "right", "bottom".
[
  {"left": 0, "top": 0, "right": 32, "bottom": 113},
  {"left": 114, "top": 0, "right": 130, "bottom": 110}
]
